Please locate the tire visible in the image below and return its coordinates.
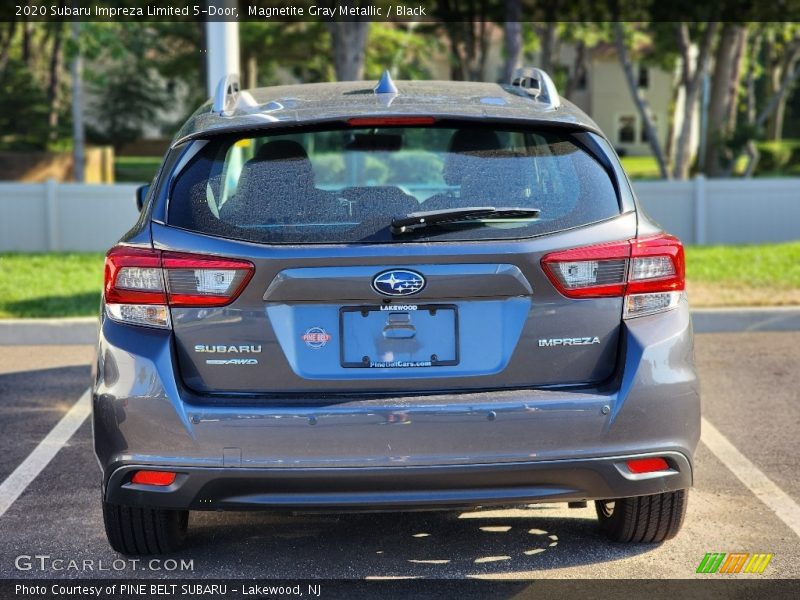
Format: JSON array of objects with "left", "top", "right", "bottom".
[
  {"left": 102, "top": 499, "right": 189, "bottom": 555},
  {"left": 595, "top": 489, "right": 687, "bottom": 543}
]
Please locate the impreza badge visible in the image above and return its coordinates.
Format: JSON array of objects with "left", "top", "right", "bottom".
[{"left": 538, "top": 337, "right": 601, "bottom": 347}]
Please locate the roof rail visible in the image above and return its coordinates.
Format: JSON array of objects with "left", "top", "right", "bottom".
[
  {"left": 212, "top": 73, "right": 266, "bottom": 116},
  {"left": 510, "top": 67, "right": 561, "bottom": 108},
  {"left": 212, "top": 73, "right": 240, "bottom": 115}
]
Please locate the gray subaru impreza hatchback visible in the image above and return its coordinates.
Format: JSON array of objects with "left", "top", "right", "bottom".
[{"left": 94, "top": 69, "right": 699, "bottom": 554}]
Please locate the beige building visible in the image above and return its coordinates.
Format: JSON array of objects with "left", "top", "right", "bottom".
[{"left": 566, "top": 48, "right": 673, "bottom": 157}]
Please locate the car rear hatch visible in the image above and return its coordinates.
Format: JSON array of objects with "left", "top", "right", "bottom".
[{"left": 144, "top": 121, "right": 638, "bottom": 396}]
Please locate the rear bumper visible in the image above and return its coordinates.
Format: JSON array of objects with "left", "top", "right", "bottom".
[
  {"left": 105, "top": 451, "right": 692, "bottom": 511},
  {"left": 94, "top": 299, "right": 700, "bottom": 510}
]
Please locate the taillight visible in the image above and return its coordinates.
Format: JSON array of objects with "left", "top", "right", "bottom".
[
  {"left": 103, "top": 246, "right": 254, "bottom": 328},
  {"left": 625, "top": 234, "right": 685, "bottom": 318},
  {"left": 541, "top": 240, "right": 630, "bottom": 298},
  {"left": 541, "top": 234, "right": 685, "bottom": 318},
  {"left": 161, "top": 252, "right": 254, "bottom": 307}
]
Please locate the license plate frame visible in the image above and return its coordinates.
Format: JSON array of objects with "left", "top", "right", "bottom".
[{"left": 339, "top": 304, "right": 459, "bottom": 369}]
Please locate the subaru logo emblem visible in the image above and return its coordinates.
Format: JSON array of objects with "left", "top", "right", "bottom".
[{"left": 372, "top": 269, "right": 426, "bottom": 296}]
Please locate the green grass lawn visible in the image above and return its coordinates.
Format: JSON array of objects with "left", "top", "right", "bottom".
[
  {"left": 0, "top": 253, "right": 104, "bottom": 318},
  {"left": 620, "top": 145, "right": 800, "bottom": 179},
  {"left": 684, "top": 242, "right": 800, "bottom": 307},
  {"left": 1, "top": 242, "right": 798, "bottom": 318},
  {"left": 684, "top": 242, "right": 800, "bottom": 287},
  {"left": 620, "top": 156, "right": 663, "bottom": 179},
  {"left": 114, "top": 156, "right": 161, "bottom": 183},
  {"left": 620, "top": 155, "right": 754, "bottom": 179}
]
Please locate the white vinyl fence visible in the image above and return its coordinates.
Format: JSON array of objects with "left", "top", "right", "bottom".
[
  {"left": 0, "top": 177, "right": 797, "bottom": 252},
  {"left": 0, "top": 181, "right": 141, "bottom": 252},
  {"left": 635, "top": 176, "right": 800, "bottom": 245}
]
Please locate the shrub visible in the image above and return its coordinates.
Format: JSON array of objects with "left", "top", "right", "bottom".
[
  {"left": 0, "top": 60, "right": 52, "bottom": 151},
  {"left": 754, "top": 140, "right": 800, "bottom": 174}
]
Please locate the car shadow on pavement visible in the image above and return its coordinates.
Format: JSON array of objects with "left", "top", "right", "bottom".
[
  {"left": 182, "top": 506, "right": 655, "bottom": 578},
  {"left": 0, "top": 365, "right": 91, "bottom": 398}
]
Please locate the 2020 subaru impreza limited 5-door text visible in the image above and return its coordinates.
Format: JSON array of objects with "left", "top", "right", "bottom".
[{"left": 94, "top": 69, "right": 698, "bottom": 554}]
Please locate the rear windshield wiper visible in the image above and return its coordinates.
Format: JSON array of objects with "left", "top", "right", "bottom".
[{"left": 390, "top": 206, "right": 540, "bottom": 235}]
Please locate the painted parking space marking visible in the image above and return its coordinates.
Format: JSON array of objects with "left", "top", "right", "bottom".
[
  {"left": 0, "top": 388, "right": 91, "bottom": 519},
  {"left": 701, "top": 416, "right": 800, "bottom": 539}
]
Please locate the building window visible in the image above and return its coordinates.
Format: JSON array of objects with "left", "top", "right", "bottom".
[
  {"left": 617, "top": 115, "right": 636, "bottom": 144},
  {"left": 641, "top": 114, "right": 658, "bottom": 143},
  {"left": 637, "top": 66, "right": 649, "bottom": 89}
]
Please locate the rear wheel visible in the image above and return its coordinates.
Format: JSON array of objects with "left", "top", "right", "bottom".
[
  {"left": 102, "top": 499, "right": 188, "bottom": 555},
  {"left": 595, "top": 489, "right": 687, "bottom": 543}
]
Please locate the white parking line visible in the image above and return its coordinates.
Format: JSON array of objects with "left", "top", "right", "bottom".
[
  {"left": 0, "top": 388, "right": 91, "bottom": 519},
  {"left": 702, "top": 416, "right": 800, "bottom": 539}
]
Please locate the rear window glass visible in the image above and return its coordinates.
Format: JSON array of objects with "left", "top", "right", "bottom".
[{"left": 168, "top": 125, "right": 620, "bottom": 244}]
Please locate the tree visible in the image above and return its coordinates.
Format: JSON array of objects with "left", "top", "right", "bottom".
[
  {"left": 0, "top": 21, "right": 16, "bottom": 73},
  {"left": 762, "top": 26, "right": 800, "bottom": 140},
  {"left": 702, "top": 23, "right": 748, "bottom": 176},
  {"left": 756, "top": 45, "right": 800, "bottom": 130},
  {"left": 502, "top": 0, "right": 523, "bottom": 83},
  {"left": 434, "top": 0, "right": 503, "bottom": 81},
  {"left": 703, "top": 24, "right": 800, "bottom": 176},
  {"left": 0, "top": 59, "right": 51, "bottom": 150},
  {"left": 328, "top": 20, "right": 370, "bottom": 80},
  {"left": 364, "top": 23, "right": 439, "bottom": 80},
  {"left": 86, "top": 63, "right": 168, "bottom": 152},
  {"left": 556, "top": 22, "right": 610, "bottom": 101},
  {"left": 532, "top": 5, "right": 560, "bottom": 75},
  {"left": 0, "top": 21, "right": 71, "bottom": 150},
  {"left": 21, "top": 21, "right": 31, "bottom": 67},
  {"left": 672, "top": 22, "right": 718, "bottom": 179},
  {"left": 562, "top": 36, "right": 587, "bottom": 99},
  {"left": 614, "top": 22, "right": 669, "bottom": 178},
  {"left": 45, "top": 20, "right": 66, "bottom": 141},
  {"left": 77, "top": 23, "right": 176, "bottom": 149},
  {"left": 732, "top": 33, "right": 800, "bottom": 175},
  {"left": 240, "top": 22, "right": 333, "bottom": 87},
  {"left": 326, "top": 1, "right": 370, "bottom": 81},
  {"left": 70, "top": 21, "right": 84, "bottom": 182},
  {"left": 738, "top": 31, "right": 763, "bottom": 177}
]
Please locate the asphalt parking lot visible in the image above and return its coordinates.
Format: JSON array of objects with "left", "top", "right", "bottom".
[{"left": 0, "top": 333, "right": 798, "bottom": 581}]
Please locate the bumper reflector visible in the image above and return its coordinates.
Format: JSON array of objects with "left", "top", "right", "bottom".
[
  {"left": 626, "top": 457, "right": 670, "bottom": 474},
  {"left": 131, "top": 470, "right": 176, "bottom": 486}
]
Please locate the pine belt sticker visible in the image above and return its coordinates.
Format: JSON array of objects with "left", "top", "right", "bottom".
[{"left": 302, "top": 327, "right": 331, "bottom": 349}]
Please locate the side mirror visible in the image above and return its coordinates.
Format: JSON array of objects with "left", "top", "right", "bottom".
[{"left": 135, "top": 184, "right": 150, "bottom": 212}]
